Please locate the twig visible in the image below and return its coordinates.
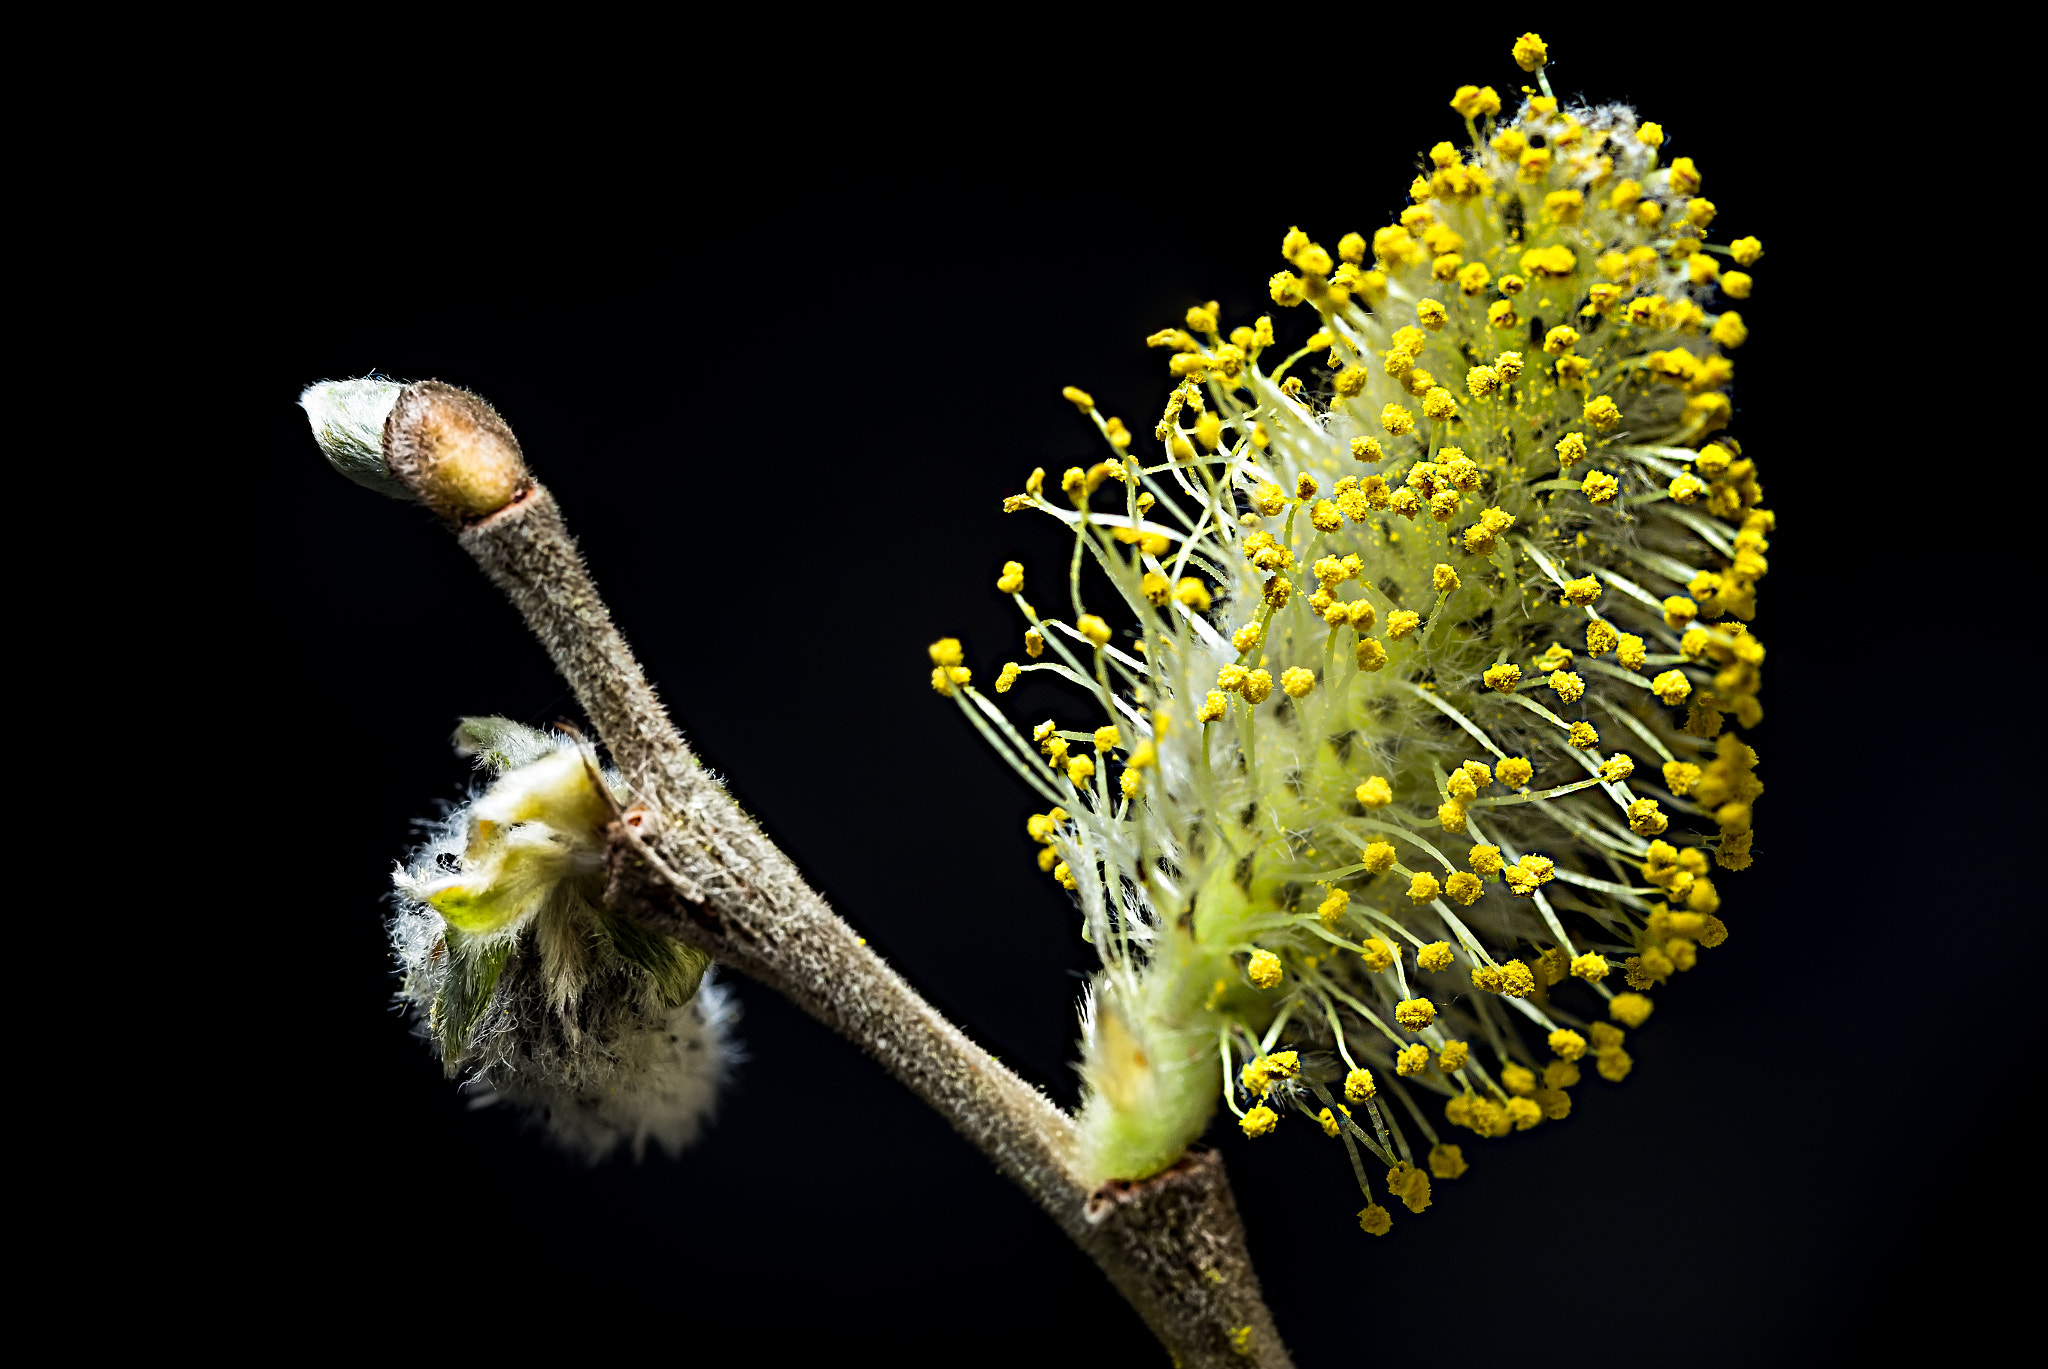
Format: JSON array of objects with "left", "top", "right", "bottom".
[{"left": 359, "top": 381, "right": 1291, "bottom": 1368}]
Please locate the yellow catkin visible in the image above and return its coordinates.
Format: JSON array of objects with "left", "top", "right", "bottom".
[{"left": 949, "top": 31, "right": 1769, "bottom": 1231}]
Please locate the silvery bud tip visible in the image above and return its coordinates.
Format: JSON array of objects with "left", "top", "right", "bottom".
[{"left": 300, "top": 377, "right": 410, "bottom": 499}]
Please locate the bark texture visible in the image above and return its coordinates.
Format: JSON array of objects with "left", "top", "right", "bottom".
[{"left": 454, "top": 484, "right": 1290, "bottom": 1367}]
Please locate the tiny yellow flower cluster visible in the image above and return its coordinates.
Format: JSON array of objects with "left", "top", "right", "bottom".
[{"left": 930, "top": 31, "right": 1771, "bottom": 1224}]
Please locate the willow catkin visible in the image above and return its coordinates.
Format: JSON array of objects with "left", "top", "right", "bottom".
[{"left": 935, "top": 32, "right": 1767, "bottom": 1231}]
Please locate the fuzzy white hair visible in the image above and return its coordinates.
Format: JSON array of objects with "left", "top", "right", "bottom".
[{"left": 300, "top": 377, "right": 408, "bottom": 498}]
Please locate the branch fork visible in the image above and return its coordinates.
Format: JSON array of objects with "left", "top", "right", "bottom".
[{"left": 323, "top": 378, "right": 1292, "bottom": 1367}]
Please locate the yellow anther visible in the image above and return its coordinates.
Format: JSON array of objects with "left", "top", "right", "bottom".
[
  {"left": 1502, "top": 1096, "right": 1541, "bottom": 1130},
  {"left": 1438, "top": 799, "right": 1468, "bottom": 833},
  {"left": 1407, "top": 871, "right": 1442, "bottom": 904},
  {"left": 1362, "top": 841, "right": 1397, "bottom": 874},
  {"left": 1396, "top": 1044, "right": 1430, "bottom": 1076},
  {"left": 1482, "top": 663, "right": 1521, "bottom": 694},
  {"left": 1627, "top": 797, "right": 1669, "bottom": 835},
  {"left": 1616, "top": 634, "right": 1647, "bottom": 670},
  {"left": 1583, "top": 395, "right": 1622, "bottom": 432},
  {"left": 1445, "top": 871, "right": 1482, "bottom": 905},
  {"left": 997, "top": 561, "right": 1026, "bottom": 595},
  {"left": 1067, "top": 755, "right": 1096, "bottom": 787},
  {"left": 1281, "top": 667, "right": 1316, "bottom": 699},
  {"left": 1567, "top": 721, "right": 1599, "bottom": 749},
  {"left": 1663, "top": 761, "right": 1702, "bottom": 795},
  {"left": 1242, "top": 669, "right": 1274, "bottom": 704},
  {"left": 1175, "top": 578, "right": 1211, "bottom": 611},
  {"left": 1651, "top": 670, "right": 1693, "bottom": 705},
  {"left": 995, "top": 662, "right": 1021, "bottom": 694},
  {"left": 929, "top": 638, "right": 965, "bottom": 668},
  {"left": 1513, "top": 31, "right": 1548, "bottom": 68},
  {"left": 1663, "top": 471, "right": 1707, "bottom": 506},
  {"left": 1240, "top": 1104, "right": 1278, "bottom": 1137},
  {"left": 1355, "top": 776, "right": 1393, "bottom": 810},
  {"left": 1609, "top": 993, "right": 1654, "bottom": 1028},
  {"left": 1247, "top": 949, "right": 1283, "bottom": 989},
  {"left": 1449, "top": 84, "right": 1502, "bottom": 118},
  {"left": 1351, "top": 435, "right": 1385, "bottom": 462},
  {"left": 1093, "top": 725, "right": 1120, "bottom": 752},
  {"left": 1571, "top": 952, "right": 1608, "bottom": 983},
  {"left": 1196, "top": 691, "right": 1229, "bottom": 724},
  {"left": 1547, "top": 1029, "right": 1587, "bottom": 1062},
  {"left": 1543, "top": 324, "right": 1581, "bottom": 356},
  {"left": 1387, "top": 609, "right": 1421, "bottom": 640},
  {"left": 1549, "top": 670, "right": 1586, "bottom": 703},
  {"left": 1582, "top": 470, "right": 1619, "bottom": 504},
  {"left": 1487, "top": 299, "right": 1519, "bottom": 330},
  {"left": 1076, "top": 614, "right": 1112, "bottom": 647},
  {"left": 1381, "top": 404, "right": 1415, "bottom": 436},
  {"left": 1061, "top": 386, "right": 1095, "bottom": 411},
  {"left": 1500, "top": 960, "right": 1537, "bottom": 997},
  {"left": 1663, "top": 596, "right": 1698, "bottom": 628},
  {"left": 1360, "top": 937, "right": 1395, "bottom": 971},
  {"left": 1601, "top": 753, "right": 1634, "bottom": 781}
]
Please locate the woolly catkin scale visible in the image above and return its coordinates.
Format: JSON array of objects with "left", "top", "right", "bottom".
[
  {"left": 390, "top": 718, "right": 735, "bottom": 1162},
  {"left": 942, "top": 35, "right": 1766, "bottom": 1220}
]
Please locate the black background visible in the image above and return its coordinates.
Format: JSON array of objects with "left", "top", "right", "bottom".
[{"left": 143, "top": 24, "right": 2028, "bottom": 1365}]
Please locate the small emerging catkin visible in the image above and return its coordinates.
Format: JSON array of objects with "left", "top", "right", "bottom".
[{"left": 389, "top": 717, "right": 735, "bottom": 1162}]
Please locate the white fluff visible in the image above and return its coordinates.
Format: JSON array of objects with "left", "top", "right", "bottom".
[{"left": 300, "top": 376, "right": 409, "bottom": 498}]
